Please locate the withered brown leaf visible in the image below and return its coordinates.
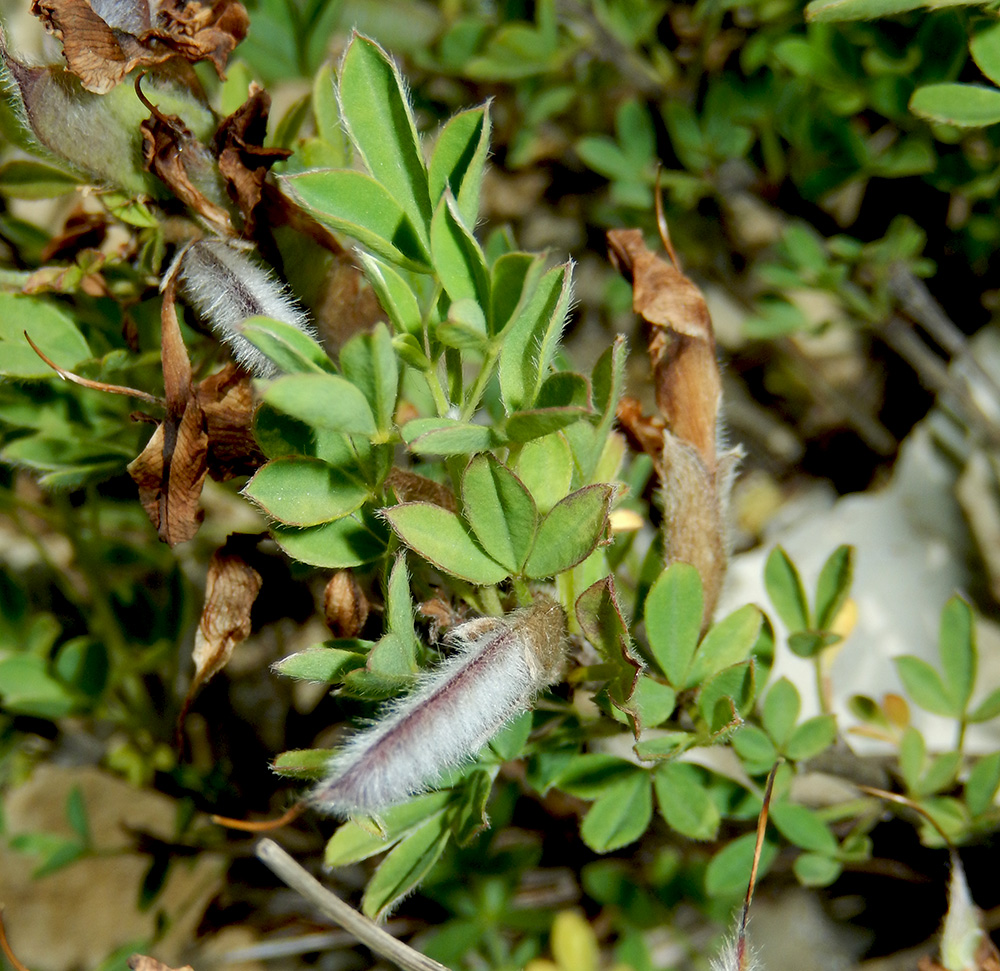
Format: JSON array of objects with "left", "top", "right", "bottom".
[
  {"left": 312, "top": 254, "right": 387, "bottom": 352},
  {"left": 608, "top": 227, "right": 720, "bottom": 470},
  {"left": 385, "top": 467, "right": 458, "bottom": 512},
  {"left": 31, "top": 0, "right": 170, "bottom": 94},
  {"left": 213, "top": 84, "right": 291, "bottom": 234},
  {"left": 154, "top": 0, "right": 248, "bottom": 78},
  {"left": 39, "top": 208, "right": 109, "bottom": 263},
  {"left": 128, "top": 298, "right": 264, "bottom": 543},
  {"left": 189, "top": 538, "right": 262, "bottom": 691},
  {"left": 128, "top": 277, "right": 208, "bottom": 545},
  {"left": 128, "top": 392, "right": 208, "bottom": 545},
  {"left": 608, "top": 227, "right": 734, "bottom": 625},
  {"left": 196, "top": 363, "right": 264, "bottom": 479},
  {"left": 30, "top": 0, "right": 248, "bottom": 95},
  {"left": 138, "top": 77, "right": 233, "bottom": 234},
  {"left": 324, "top": 570, "right": 369, "bottom": 638}
]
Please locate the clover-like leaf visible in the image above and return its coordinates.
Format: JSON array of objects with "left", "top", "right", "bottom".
[
  {"left": 428, "top": 104, "right": 490, "bottom": 227},
  {"left": 764, "top": 546, "right": 810, "bottom": 632},
  {"left": 644, "top": 564, "right": 703, "bottom": 688},
  {"left": 382, "top": 502, "right": 509, "bottom": 584},
  {"left": 654, "top": 762, "right": 720, "bottom": 841},
  {"left": 272, "top": 515, "right": 386, "bottom": 568},
  {"left": 461, "top": 454, "right": 538, "bottom": 573},
  {"left": 244, "top": 458, "right": 368, "bottom": 526},
  {"left": 579, "top": 769, "right": 652, "bottom": 853},
  {"left": 241, "top": 316, "right": 334, "bottom": 375},
  {"left": 263, "top": 373, "right": 377, "bottom": 435},
  {"left": 0, "top": 295, "right": 91, "bottom": 378},
  {"left": 362, "top": 812, "right": 451, "bottom": 920},
  {"left": 522, "top": 484, "right": 611, "bottom": 578},
  {"left": 338, "top": 34, "right": 432, "bottom": 247}
]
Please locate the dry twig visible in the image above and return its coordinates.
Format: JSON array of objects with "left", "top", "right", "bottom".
[{"left": 255, "top": 838, "right": 451, "bottom": 971}]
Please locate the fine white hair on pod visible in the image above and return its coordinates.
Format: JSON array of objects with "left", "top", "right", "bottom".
[
  {"left": 174, "top": 239, "right": 316, "bottom": 378},
  {"left": 311, "top": 598, "right": 568, "bottom": 819}
]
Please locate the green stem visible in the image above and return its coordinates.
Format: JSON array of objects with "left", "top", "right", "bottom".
[
  {"left": 511, "top": 577, "right": 533, "bottom": 607},
  {"left": 459, "top": 345, "right": 500, "bottom": 422},
  {"left": 422, "top": 365, "right": 451, "bottom": 416},
  {"left": 813, "top": 655, "right": 830, "bottom": 715},
  {"left": 478, "top": 585, "right": 504, "bottom": 617}
]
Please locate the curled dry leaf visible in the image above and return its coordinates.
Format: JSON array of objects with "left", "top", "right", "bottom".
[
  {"left": 608, "top": 227, "right": 719, "bottom": 466},
  {"left": 195, "top": 363, "right": 264, "bottom": 479},
  {"left": 128, "top": 280, "right": 264, "bottom": 544},
  {"left": 138, "top": 76, "right": 233, "bottom": 234},
  {"left": 324, "top": 570, "right": 370, "bottom": 638},
  {"left": 189, "top": 538, "right": 263, "bottom": 692},
  {"left": 128, "top": 393, "right": 208, "bottom": 544},
  {"left": 608, "top": 227, "right": 737, "bottom": 623},
  {"left": 312, "top": 254, "right": 387, "bottom": 352},
  {"left": 31, "top": 0, "right": 174, "bottom": 95},
  {"left": 175, "top": 535, "right": 261, "bottom": 745},
  {"left": 128, "top": 277, "right": 208, "bottom": 545},
  {"left": 417, "top": 597, "right": 466, "bottom": 640},
  {"left": 213, "top": 84, "right": 291, "bottom": 234},
  {"left": 30, "top": 0, "right": 248, "bottom": 95}
]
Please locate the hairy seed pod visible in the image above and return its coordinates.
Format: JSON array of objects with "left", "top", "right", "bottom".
[
  {"left": 176, "top": 239, "right": 316, "bottom": 377},
  {"left": 311, "top": 598, "right": 568, "bottom": 818}
]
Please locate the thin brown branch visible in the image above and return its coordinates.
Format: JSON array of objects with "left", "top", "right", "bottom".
[
  {"left": 0, "top": 909, "right": 32, "bottom": 971},
  {"left": 255, "top": 838, "right": 452, "bottom": 971},
  {"left": 212, "top": 802, "right": 305, "bottom": 832},
  {"left": 737, "top": 761, "right": 780, "bottom": 970},
  {"left": 654, "top": 167, "right": 681, "bottom": 270},
  {"left": 23, "top": 332, "right": 163, "bottom": 405},
  {"left": 857, "top": 784, "right": 953, "bottom": 847}
]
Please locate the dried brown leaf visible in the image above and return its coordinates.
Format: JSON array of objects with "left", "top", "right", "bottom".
[
  {"left": 213, "top": 84, "right": 291, "bottom": 234},
  {"left": 31, "top": 0, "right": 170, "bottom": 94},
  {"left": 128, "top": 399, "right": 208, "bottom": 545},
  {"left": 607, "top": 227, "right": 720, "bottom": 470},
  {"left": 189, "top": 541, "right": 262, "bottom": 692},
  {"left": 138, "top": 78, "right": 233, "bottom": 234},
  {"left": 195, "top": 364, "right": 264, "bottom": 479},
  {"left": 608, "top": 226, "right": 734, "bottom": 625},
  {"left": 615, "top": 394, "right": 666, "bottom": 459},
  {"left": 324, "top": 570, "right": 369, "bottom": 638},
  {"left": 128, "top": 278, "right": 208, "bottom": 545},
  {"left": 151, "top": 0, "right": 248, "bottom": 78},
  {"left": 258, "top": 181, "right": 345, "bottom": 255},
  {"left": 30, "top": 0, "right": 248, "bottom": 94},
  {"left": 312, "top": 254, "right": 386, "bottom": 351},
  {"left": 40, "top": 209, "right": 108, "bottom": 262}
]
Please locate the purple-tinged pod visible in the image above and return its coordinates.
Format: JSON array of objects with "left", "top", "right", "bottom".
[{"left": 311, "top": 598, "right": 567, "bottom": 818}]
